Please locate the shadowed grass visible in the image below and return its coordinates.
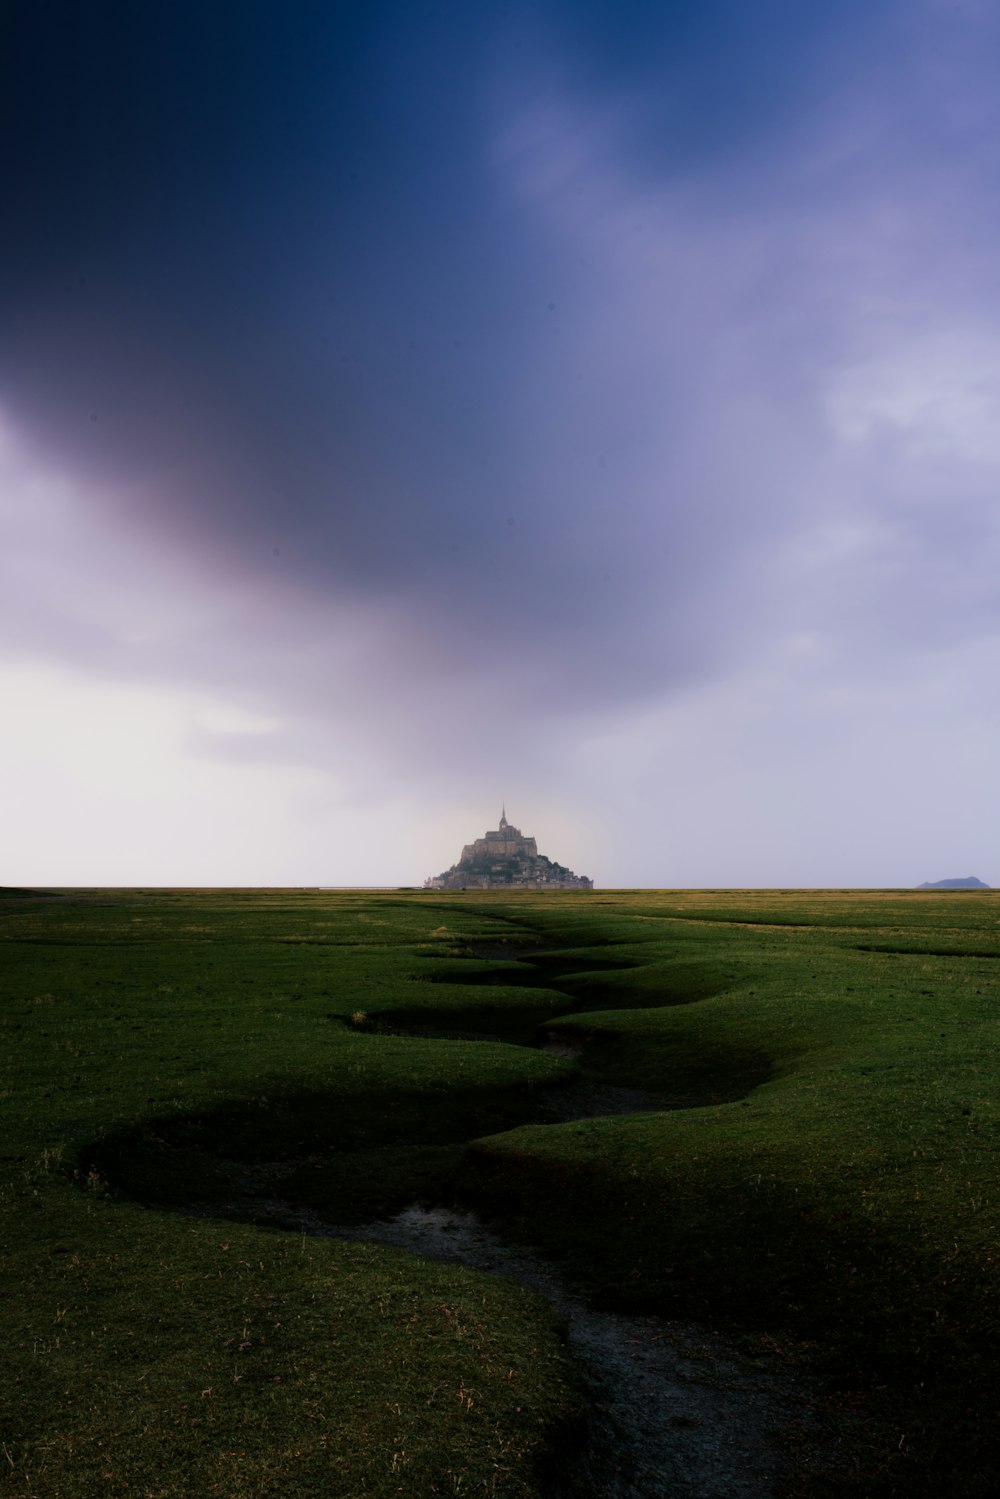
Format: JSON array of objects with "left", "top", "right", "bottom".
[
  {"left": 5, "top": 884, "right": 1000, "bottom": 1495},
  {"left": 1, "top": 889, "right": 584, "bottom": 1499},
  {"left": 446, "top": 889, "right": 1000, "bottom": 1495}
]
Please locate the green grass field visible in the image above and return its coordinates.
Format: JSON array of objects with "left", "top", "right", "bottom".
[{"left": 3, "top": 886, "right": 1000, "bottom": 1495}]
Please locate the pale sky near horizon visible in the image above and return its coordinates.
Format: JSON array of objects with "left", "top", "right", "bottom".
[{"left": 2, "top": 1, "right": 999, "bottom": 888}]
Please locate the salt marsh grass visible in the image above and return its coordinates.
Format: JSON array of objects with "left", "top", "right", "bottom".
[{"left": 3, "top": 885, "right": 999, "bottom": 1494}]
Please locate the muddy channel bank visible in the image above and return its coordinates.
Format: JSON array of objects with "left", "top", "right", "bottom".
[{"left": 230, "top": 1054, "right": 845, "bottom": 1499}]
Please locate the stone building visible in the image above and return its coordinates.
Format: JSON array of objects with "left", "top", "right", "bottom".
[{"left": 425, "top": 807, "right": 593, "bottom": 890}]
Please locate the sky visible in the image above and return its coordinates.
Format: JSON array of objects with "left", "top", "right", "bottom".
[{"left": 2, "top": 0, "right": 999, "bottom": 887}]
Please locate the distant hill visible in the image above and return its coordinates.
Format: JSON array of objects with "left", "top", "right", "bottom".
[
  {"left": 917, "top": 877, "right": 991, "bottom": 890},
  {"left": 0, "top": 886, "right": 63, "bottom": 898}
]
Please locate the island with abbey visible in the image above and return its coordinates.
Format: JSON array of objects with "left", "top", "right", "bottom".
[{"left": 425, "top": 808, "right": 593, "bottom": 890}]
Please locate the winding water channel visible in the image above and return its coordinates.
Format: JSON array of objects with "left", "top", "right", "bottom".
[
  {"left": 215, "top": 1074, "right": 830, "bottom": 1490},
  {"left": 101, "top": 938, "right": 840, "bottom": 1495},
  {"left": 255, "top": 1195, "right": 826, "bottom": 1499}
]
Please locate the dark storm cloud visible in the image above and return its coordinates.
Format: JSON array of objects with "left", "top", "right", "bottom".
[
  {"left": 0, "top": 13, "right": 797, "bottom": 636},
  {"left": 4, "top": 0, "right": 1000, "bottom": 750}
]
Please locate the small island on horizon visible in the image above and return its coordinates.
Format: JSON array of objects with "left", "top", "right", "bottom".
[
  {"left": 918, "top": 876, "right": 991, "bottom": 890},
  {"left": 425, "top": 807, "right": 593, "bottom": 890}
]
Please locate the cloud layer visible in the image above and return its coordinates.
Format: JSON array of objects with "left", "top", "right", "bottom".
[{"left": 3, "top": 1, "right": 999, "bottom": 883}]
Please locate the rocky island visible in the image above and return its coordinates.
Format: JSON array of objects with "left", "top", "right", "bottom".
[
  {"left": 918, "top": 877, "right": 991, "bottom": 889},
  {"left": 425, "top": 808, "right": 593, "bottom": 890}
]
